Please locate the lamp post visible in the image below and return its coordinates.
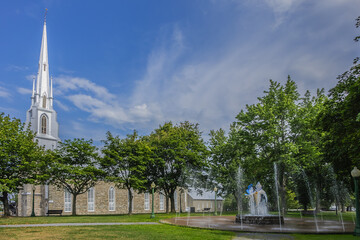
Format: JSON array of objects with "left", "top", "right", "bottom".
[
  {"left": 150, "top": 182, "right": 155, "bottom": 219},
  {"left": 351, "top": 167, "right": 360, "bottom": 236},
  {"left": 214, "top": 186, "right": 218, "bottom": 216},
  {"left": 31, "top": 185, "right": 36, "bottom": 217}
]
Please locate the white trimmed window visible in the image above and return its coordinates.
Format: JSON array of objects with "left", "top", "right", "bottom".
[
  {"left": 159, "top": 193, "right": 164, "bottom": 210},
  {"left": 88, "top": 187, "right": 95, "bottom": 211},
  {"left": 64, "top": 189, "right": 71, "bottom": 212},
  {"left": 144, "top": 192, "right": 150, "bottom": 210},
  {"left": 174, "top": 191, "right": 178, "bottom": 210},
  {"left": 109, "top": 187, "right": 115, "bottom": 211}
]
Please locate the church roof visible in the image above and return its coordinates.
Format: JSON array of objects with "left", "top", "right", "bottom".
[{"left": 187, "top": 188, "right": 224, "bottom": 200}]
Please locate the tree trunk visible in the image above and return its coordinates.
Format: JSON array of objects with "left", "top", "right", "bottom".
[
  {"left": 72, "top": 194, "right": 77, "bottom": 216},
  {"left": 128, "top": 188, "right": 133, "bottom": 215},
  {"left": 315, "top": 184, "right": 321, "bottom": 214},
  {"left": 341, "top": 203, "right": 346, "bottom": 213},
  {"left": 170, "top": 192, "right": 175, "bottom": 213},
  {"left": 234, "top": 193, "right": 241, "bottom": 215},
  {"left": 165, "top": 195, "right": 169, "bottom": 213},
  {"left": 279, "top": 165, "right": 287, "bottom": 216},
  {"left": 1, "top": 191, "right": 10, "bottom": 217}
]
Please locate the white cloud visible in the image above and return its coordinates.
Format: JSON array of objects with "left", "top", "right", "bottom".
[
  {"left": 5, "top": 64, "right": 29, "bottom": 72},
  {"left": 26, "top": 74, "right": 36, "bottom": 82},
  {"left": 55, "top": 75, "right": 116, "bottom": 101},
  {"left": 17, "top": 87, "right": 32, "bottom": 95},
  {"left": 55, "top": 100, "right": 70, "bottom": 111},
  {"left": 0, "top": 87, "right": 11, "bottom": 98}
]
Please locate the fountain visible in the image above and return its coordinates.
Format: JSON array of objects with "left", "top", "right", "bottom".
[{"left": 235, "top": 182, "right": 284, "bottom": 225}]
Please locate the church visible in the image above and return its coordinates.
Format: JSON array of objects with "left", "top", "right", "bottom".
[{"left": 17, "top": 19, "right": 222, "bottom": 216}]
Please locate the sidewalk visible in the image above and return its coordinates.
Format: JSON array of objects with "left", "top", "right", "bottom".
[
  {"left": 233, "top": 233, "right": 294, "bottom": 240},
  {"left": 0, "top": 222, "right": 159, "bottom": 228}
]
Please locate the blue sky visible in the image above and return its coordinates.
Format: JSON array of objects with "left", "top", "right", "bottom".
[{"left": 0, "top": 0, "right": 359, "bottom": 144}]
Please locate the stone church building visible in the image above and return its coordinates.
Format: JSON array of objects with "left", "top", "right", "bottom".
[{"left": 17, "top": 19, "right": 188, "bottom": 216}]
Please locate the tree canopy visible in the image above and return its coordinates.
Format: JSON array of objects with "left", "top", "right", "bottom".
[
  {"left": 101, "top": 130, "right": 151, "bottom": 215},
  {"left": 50, "top": 138, "right": 102, "bottom": 215},
  {"left": 0, "top": 113, "right": 45, "bottom": 216}
]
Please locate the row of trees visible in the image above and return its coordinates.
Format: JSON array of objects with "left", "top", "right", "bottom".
[{"left": 0, "top": 119, "right": 207, "bottom": 216}]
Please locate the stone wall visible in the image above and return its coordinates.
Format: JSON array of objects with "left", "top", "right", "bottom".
[{"left": 44, "top": 182, "right": 185, "bottom": 215}]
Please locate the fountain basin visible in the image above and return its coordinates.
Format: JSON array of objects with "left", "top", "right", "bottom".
[{"left": 236, "top": 215, "right": 284, "bottom": 225}]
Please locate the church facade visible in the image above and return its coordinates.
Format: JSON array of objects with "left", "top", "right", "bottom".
[{"left": 17, "top": 19, "right": 189, "bottom": 217}]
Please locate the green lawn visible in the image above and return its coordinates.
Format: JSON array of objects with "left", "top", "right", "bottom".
[
  {"left": 0, "top": 213, "right": 194, "bottom": 225},
  {"left": 291, "top": 234, "right": 359, "bottom": 240},
  {"left": 0, "top": 224, "right": 235, "bottom": 240},
  {"left": 0, "top": 212, "right": 358, "bottom": 240}
]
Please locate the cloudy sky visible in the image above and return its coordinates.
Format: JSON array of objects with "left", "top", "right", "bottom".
[{"left": 0, "top": 0, "right": 359, "bottom": 144}]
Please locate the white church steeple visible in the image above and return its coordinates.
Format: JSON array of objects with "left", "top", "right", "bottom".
[{"left": 26, "top": 12, "right": 60, "bottom": 150}]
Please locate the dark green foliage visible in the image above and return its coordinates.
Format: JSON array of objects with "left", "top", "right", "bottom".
[
  {"left": 0, "top": 113, "right": 45, "bottom": 217},
  {"left": 101, "top": 130, "right": 151, "bottom": 215},
  {"left": 318, "top": 17, "right": 360, "bottom": 189},
  {"left": 148, "top": 121, "right": 208, "bottom": 213}
]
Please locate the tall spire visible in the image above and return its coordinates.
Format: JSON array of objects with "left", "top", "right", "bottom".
[{"left": 35, "top": 10, "right": 50, "bottom": 107}]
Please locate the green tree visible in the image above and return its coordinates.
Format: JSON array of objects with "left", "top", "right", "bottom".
[
  {"left": 234, "top": 78, "right": 300, "bottom": 215},
  {"left": 148, "top": 121, "right": 208, "bottom": 213},
  {"left": 50, "top": 138, "right": 102, "bottom": 215},
  {"left": 101, "top": 130, "right": 151, "bottom": 215},
  {"left": 208, "top": 126, "right": 250, "bottom": 214},
  {"left": 0, "top": 113, "right": 44, "bottom": 217},
  {"left": 292, "top": 89, "right": 327, "bottom": 212}
]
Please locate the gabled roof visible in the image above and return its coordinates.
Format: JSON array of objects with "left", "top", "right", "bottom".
[{"left": 187, "top": 188, "right": 224, "bottom": 200}]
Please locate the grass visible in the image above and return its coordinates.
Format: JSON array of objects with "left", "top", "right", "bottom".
[
  {"left": 285, "top": 210, "right": 356, "bottom": 222},
  {"left": 0, "top": 213, "right": 191, "bottom": 225},
  {"left": 0, "top": 224, "right": 235, "bottom": 240},
  {"left": 291, "top": 234, "right": 359, "bottom": 240},
  {"left": 0, "top": 212, "right": 358, "bottom": 239}
]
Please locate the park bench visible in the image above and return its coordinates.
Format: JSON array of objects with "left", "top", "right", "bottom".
[
  {"left": 47, "top": 209, "right": 63, "bottom": 216},
  {"left": 300, "top": 210, "right": 316, "bottom": 216},
  {"left": 203, "top": 208, "right": 211, "bottom": 212}
]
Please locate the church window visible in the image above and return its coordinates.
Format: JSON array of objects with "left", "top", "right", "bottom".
[
  {"left": 45, "top": 185, "right": 49, "bottom": 199},
  {"left": 109, "top": 187, "right": 115, "bottom": 211},
  {"left": 159, "top": 192, "right": 164, "bottom": 210},
  {"left": 43, "top": 95, "right": 46, "bottom": 108},
  {"left": 64, "top": 189, "right": 71, "bottom": 212},
  {"left": 174, "top": 191, "right": 178, "bottom": 210},
  {"left": 43, "top": 64, "right": 47, "bottom": 71},
  {"left": 144, "top": 192, "right": 150, "bottom": 210},
  {"left": 88, "top": 187, "right": 95, "bottom": 211},
  {"left": 41, "top": 115, "right": 47, "bottom": 134}
]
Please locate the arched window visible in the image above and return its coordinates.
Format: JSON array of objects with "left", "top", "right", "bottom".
[
  {"left": 64, "top": 189, "right": 71, "bottom": 212},
  {"left": 144, "top": 192, "right": 150, "bottom": 210},
  {"left": 88, "top": 187, "right": 95, "bottom": 211},
  {"left": 174, "top": 191, "right": 178, "bottom": 210},
  {"left": 159, "top": 192, "right": 164, "bottom": 210},
  {"left": 42, "top": 95, "right": 46, "bottom": 108},
  {"left": 109, "top": 187, "right": 115, "bottom": 211},
  {"left": 41, "top": 115, "right": 47, "bottom": 134}
]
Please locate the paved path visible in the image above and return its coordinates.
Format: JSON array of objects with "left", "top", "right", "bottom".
[
  {"left": 162, "top": 216, "right": 355, "bottom": 234},
  {"left": 0, "top": 222, "right": 159, "bottom": 228},
  {"left": 233, "top": 233, "right": 294, "bottom": 240}
]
